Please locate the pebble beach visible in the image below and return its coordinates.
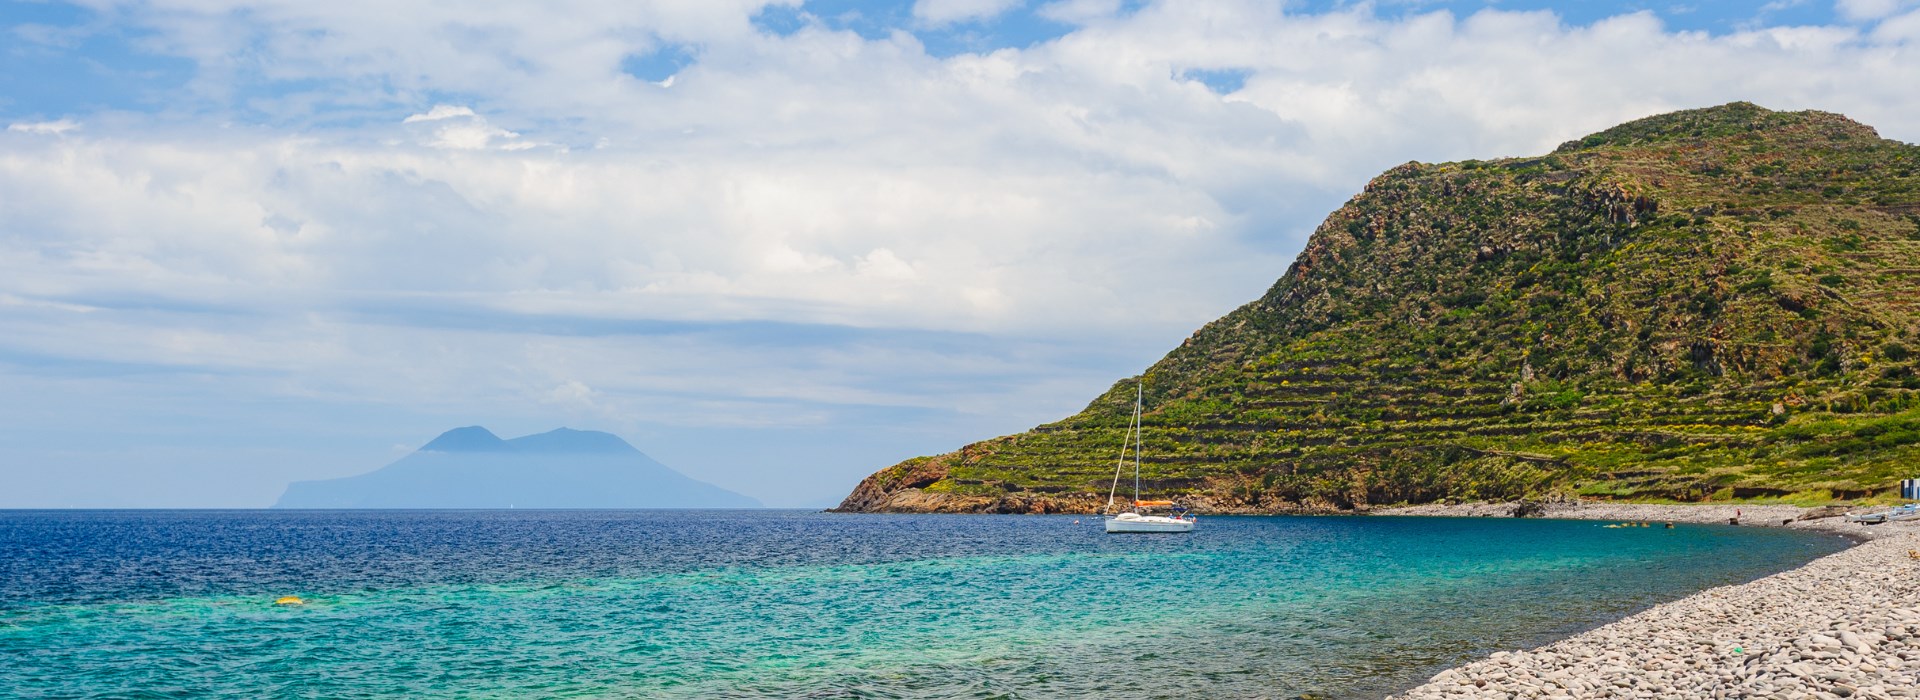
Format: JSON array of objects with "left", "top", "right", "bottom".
[{"left": 1380, "top": 504, "right": 1920, "bottom": 699}]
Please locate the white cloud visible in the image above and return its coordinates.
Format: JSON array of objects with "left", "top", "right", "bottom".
[
  {"left": 402, "top": 105, "right": 478, "bottom": 123},
  {"left": 1038, "top": 0, "right": 1122, "bottom": 25},
  {"left": 855, "top": 248, "right": 918, "bottom": 282},
  {"left": 399, "top": 105, "right": 540, "bottom": 150},
  {"left": 7, "top": 119, "right": 81, "bottom": 135},
  {"left": 8, "top": 6, "right": 1918, "bottom": 346},
  {"left": 914, "top": 0, "right": 1027, "bottom": 26},
  {"left": 0, "top": 293, "right": 97, "bottom": 313},
  {"left": 423, "top": 121, "right": 521, "bottom": 150},
  {"left": 1836, "top": 0, "right": 1920, "bottom": 21},
  {"left": 1874, "top": 7, "right": 1920, "bottom": 38},
  {"left": 542, "top": 379, "right": 603, "bottom": 415}
]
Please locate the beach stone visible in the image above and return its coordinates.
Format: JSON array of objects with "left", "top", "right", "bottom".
[{"left": 1387, "top": 531, "right": 1920, "bottom": 700}]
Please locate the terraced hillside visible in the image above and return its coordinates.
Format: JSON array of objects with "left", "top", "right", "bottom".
[{"left": 836, "top": 103, "right": 1920, "bottom": 514}]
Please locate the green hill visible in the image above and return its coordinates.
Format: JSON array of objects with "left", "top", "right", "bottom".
[{"left": 836, "top": 102, "right": 1920, "bottom": 514}]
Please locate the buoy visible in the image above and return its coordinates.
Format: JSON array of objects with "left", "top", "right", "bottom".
[{"left": 274, "top": 596, "right": 304, "bottom": 606}]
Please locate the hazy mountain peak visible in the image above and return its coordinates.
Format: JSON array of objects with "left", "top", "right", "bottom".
[
  {"left": 276, "top": 426, "right": 759, "bottom": 509},
  {"left": 419, "top": 426, "right": 510, "bottom": 453},
  {"left": 506, "top": 428, "right": 640, "bottom": 454}
]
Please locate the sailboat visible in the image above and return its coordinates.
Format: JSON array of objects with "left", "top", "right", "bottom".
[{"left": 1104, "top": 381, "right": 1196, "bottom": 534}]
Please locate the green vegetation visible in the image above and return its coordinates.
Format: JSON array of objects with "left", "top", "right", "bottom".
[{"left": 837, "top": 102, "right": 1920, "bottom": 513}]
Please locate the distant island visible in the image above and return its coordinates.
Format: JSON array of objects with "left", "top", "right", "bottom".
[
  {"left": 274, "top": 427, "right": 760, "bottom": 508},
  {"left": 838, "top": 102, "right": 1920, "bottom": 514}
]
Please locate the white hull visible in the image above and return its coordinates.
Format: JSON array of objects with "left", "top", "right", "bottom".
[
  {"left": 1101, "top": 382, "right": 1196, "bottom": 534},
  {"left": 1105, "top": 514, "right": 1195, "bottom": 533}
]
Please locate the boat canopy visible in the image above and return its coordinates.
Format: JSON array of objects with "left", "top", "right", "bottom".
[{"left": 1134, "top": 500, "right": 1175, "bottom": 507}]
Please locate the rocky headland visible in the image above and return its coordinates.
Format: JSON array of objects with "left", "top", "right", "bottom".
[{"left": 836, "top": 102, "right": 1920, "bottom": 515}]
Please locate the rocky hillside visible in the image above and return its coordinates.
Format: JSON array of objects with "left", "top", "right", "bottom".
[{"left": 836, "top": 103, "right": 1920, "bottom": 514}]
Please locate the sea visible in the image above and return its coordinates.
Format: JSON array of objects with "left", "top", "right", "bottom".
[{"left": 0, "top": 510, "right": 1848, "bottom": 699}]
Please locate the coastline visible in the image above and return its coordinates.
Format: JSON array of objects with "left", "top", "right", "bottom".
[
  {"left": 1373, "top": 501, "right": 1917, "bottom": 541},
  {"left": 1376, "top": 503, "right": 1920, "bottom": 699}
]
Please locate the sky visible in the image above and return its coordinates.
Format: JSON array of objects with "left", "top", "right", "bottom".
[{"left": 1, "top": 0, "right": 1917, "bottom": 508}]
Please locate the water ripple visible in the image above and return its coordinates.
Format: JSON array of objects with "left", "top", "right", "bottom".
[{"left": 0, "top": 510, "right": 1847, "bottom": 699}]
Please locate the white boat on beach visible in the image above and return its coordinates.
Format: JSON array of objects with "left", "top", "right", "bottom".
[
  {"left": 1847, "top": 504, "right": 1920, "bottom": 524},
  {"left": 1103, "top": 381, "right": 1196, "bottom": 534}
]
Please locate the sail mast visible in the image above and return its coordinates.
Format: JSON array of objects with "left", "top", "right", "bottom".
[
  {"left": 1106, "top": 387, "right": 1134, "bottom": 511},
  {"left": 1106, "top": 380, "right": 1147, "bottom": 513},
  {"left": 1132, "top": 381, "right": 1142, "bottom": 505}
]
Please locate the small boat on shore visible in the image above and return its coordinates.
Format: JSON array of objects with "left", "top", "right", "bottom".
[
  {"left": 1103, "top": 381, "right": 1195, "bottom": 534},
  {"left": 1847, "top": 504, "right": 1920, "bottom": 524}
]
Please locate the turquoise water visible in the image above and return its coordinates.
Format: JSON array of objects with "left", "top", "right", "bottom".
[{"left": 0, "top": 510, "right": 1848, "bottom": 698}]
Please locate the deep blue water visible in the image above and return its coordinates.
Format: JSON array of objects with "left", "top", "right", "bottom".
[{"left": 0, "top": 510, "right": 1849, "bottom": 698}]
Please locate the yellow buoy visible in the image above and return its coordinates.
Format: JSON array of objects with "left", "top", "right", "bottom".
[{"left": 274, "top": 596, "right": 304, "bottom": 606}]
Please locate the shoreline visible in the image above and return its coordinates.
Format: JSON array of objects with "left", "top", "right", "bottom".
[
  {"left": 1372, "top": 501, "right": 1918, "bottom": 542},
  {"left": 1376, "top": 503, "right": 1920, "bottom": 699}
]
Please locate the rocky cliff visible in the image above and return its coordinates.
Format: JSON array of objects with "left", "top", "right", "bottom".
[{"left": 837, "top": 102, "right": 1920, "bottom": 514}]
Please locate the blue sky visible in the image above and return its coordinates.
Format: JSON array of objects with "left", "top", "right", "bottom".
[{"left": 2, "top": 0, "right": 1918, "bottom": 507}]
